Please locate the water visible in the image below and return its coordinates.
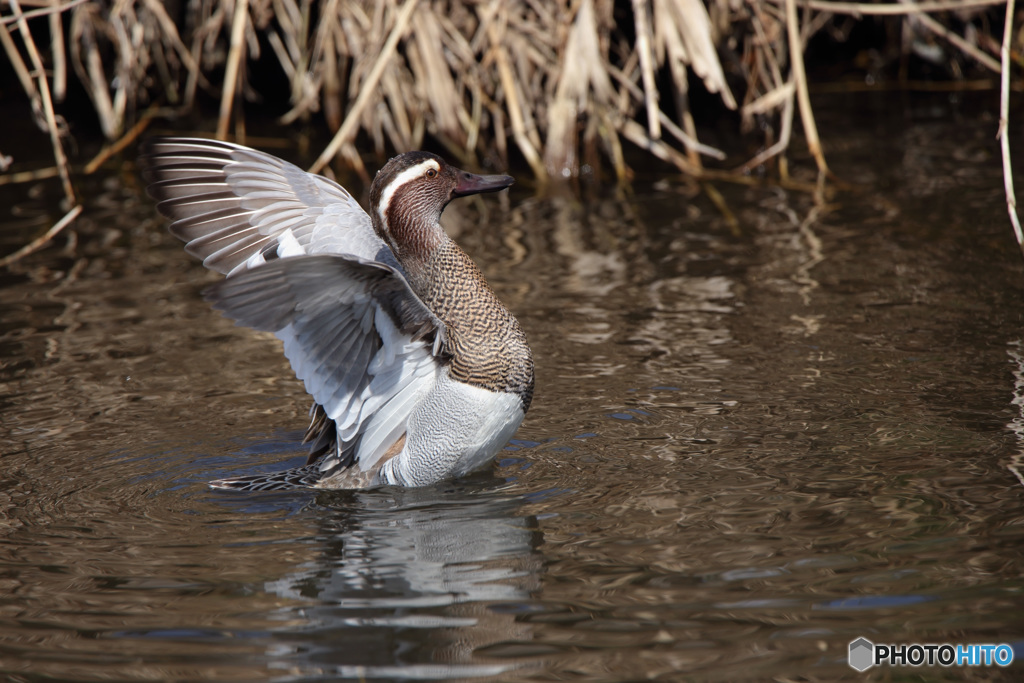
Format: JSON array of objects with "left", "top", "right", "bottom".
[{"left": 2, "top": 93, "right": 1023, "bottom": 681}]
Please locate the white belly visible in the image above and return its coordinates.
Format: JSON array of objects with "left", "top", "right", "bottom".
[{"left": 377, "top": 372, "right": 525, "bottom": 487}]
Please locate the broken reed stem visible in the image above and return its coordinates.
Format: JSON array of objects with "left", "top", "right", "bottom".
[
  {"left": 141, "top": 0, "right": 208, "bottom": 98},
  {"left": 310, "top": 0, "right": 420, "bottom": 174},
  {"left": 631, "top": 0, "right": 660, "bottom": 142},
  {"left": 769, "top": 0, "right": 1005, "bottom": 16},
  {"left": 84, "top": 107, "right": 157, "bottom": 174},
  {"left": 605, "top": 63, "right": 725, "bottom": 159},
  {"left": 784, "top": 0, "right": 829, "bottom": 198},
  {"left": 217, "top": 0, "right": 250, "bottom": 140},
  {"left": 619, "top": 118, "right": 700, "bottom": 176},
  {"left": 0, "top": 167, "right": 61, "bottom": 186},
  {"left": 0, "top": 11, "right": 39, "bottom": 110},
  {"left": 49, "top": 0, "right": 66, "bottom": 100},
  {"left": 907, "top": 5, "right": 1002, "bottom": 73},
  {"left": 0, "top": 204, "right": 82, "bottom": 268},
  {"left": 485, "top": 16, "right": 547, "bottom": 181},
  {"left": 998, "top": 0, "right": 1024, "bottom": 258},
  {"left": 8, "top": 0, "right": 75, "bottom": 205},
  {"left": 0, "top": 0, "right": 88, "bottom": 25},
  {"left": 734, "top": 78, "right": 796, "bottom": 174}
]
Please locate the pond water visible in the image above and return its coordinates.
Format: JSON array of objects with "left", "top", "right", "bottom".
[{"left": 2, "top": 92, "right": 1023, "bottom": 681}]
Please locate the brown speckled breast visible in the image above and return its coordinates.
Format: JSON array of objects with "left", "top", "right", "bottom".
[{"left": 418, "top": 239, "right": 535, "bottom": 412}]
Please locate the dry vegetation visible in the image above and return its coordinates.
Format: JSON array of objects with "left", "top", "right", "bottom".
[{"left": 0, "top": 0, "right": 1022, "bottom": 261}]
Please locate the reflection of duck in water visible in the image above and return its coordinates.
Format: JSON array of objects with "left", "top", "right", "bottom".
[
  {"left": 264, "top": 484, "right": 542, "bottom": 678},
  {"left": 141, "top": 140, "right": 534, "bottom": 490}
]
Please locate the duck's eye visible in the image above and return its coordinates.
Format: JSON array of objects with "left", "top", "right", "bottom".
[{"left": 425, "top": 168, "right": 437, "bottom": 179}]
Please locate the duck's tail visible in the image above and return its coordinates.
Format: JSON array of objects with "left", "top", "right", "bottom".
[{"left": 209, "top": 464, "right": 323, "bottom": 492}]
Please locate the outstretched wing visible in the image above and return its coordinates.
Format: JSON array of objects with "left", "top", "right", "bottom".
[
  {"left": 139, "top": 137, "right": 398, "bottom": 275},
  {"left": 205, "top": 254, "right": 446, "bottom": 475}
]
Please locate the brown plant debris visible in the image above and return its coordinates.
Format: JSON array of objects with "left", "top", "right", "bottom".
[{"left": 0, "top": 0, "right": 1016, "bottom": 186}]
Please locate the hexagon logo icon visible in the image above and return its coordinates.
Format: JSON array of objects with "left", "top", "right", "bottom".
[{"left": 848, "top": 637, "right": 874, "bottom": 671}]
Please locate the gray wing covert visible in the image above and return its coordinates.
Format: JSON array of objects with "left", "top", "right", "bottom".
[{"left": 204, "top": 254, "right": 446, "bottom": 475}]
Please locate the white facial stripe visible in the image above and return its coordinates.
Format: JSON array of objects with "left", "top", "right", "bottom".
[{"left": 376, "top": 159, "right": 440, "bottom": 222}]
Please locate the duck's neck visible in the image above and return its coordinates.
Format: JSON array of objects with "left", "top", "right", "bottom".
[
  {"left": 376, "top": 213, "right": 534, "bottom": 409},
  {"left": 409, "top": 235, "right": 535, "bottom": 411},
  {"left": 414, "top": 237, "right": 491, "bottom": 318},
  {"left": 374, "top": 211, "right": 443, "bottom": 271},
  {"left": 374, "top": 211, "right": 481, "bottom": 320}
]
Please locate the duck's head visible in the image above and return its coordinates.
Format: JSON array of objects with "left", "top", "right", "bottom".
[{"left": 369, "top": 151, "right": 514, "bottom": 260}]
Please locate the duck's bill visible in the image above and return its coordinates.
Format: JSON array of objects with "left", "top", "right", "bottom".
[{"left": 452, "top": 170, "right": 515, "bottom": 197}]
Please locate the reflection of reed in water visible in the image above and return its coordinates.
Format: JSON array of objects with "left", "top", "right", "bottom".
[
  {"left": 1005, "top": 341, "right": 1024, "bottom": 488},
  {"left": 261, "top": 483, "right": 542, "bottom": 678}
]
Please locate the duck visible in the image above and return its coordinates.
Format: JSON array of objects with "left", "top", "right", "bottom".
[{"left": 139, "top": 138, "right": 534, "bottom": 491}]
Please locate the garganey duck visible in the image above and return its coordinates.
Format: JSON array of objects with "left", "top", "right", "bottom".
[{"left": 140, "top": 138, "right": 534, "bottom": 491}]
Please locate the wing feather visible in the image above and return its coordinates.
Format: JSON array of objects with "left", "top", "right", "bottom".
[
  {"left": 143, "top": 137, "right": 436, "bottom": 481},
  {"left": 204, "top": 254, "right": 446, "bottom": 475},
  {"left": 140, "top": 137, "right": 393, "bottom": 274}
]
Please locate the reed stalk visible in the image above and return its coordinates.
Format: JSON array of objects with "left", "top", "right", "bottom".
[
  {"left": 998, "top": 0, "right": 1023, "bottom": 257},
  {"left": 0, "top": 0, "right": 1016, "bottom": 190}
]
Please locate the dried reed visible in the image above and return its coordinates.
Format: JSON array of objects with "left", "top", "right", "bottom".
[
  {"left": 0, "top": 0, "right": 1016, "bottom": 189},
  {"left": 998, "top": 0, "right": 1023, "bottom": 257}
]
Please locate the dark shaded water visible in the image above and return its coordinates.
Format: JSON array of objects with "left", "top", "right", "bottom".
[{"left": 2, "top": 94, "right": 1023, "bottom": 681}]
